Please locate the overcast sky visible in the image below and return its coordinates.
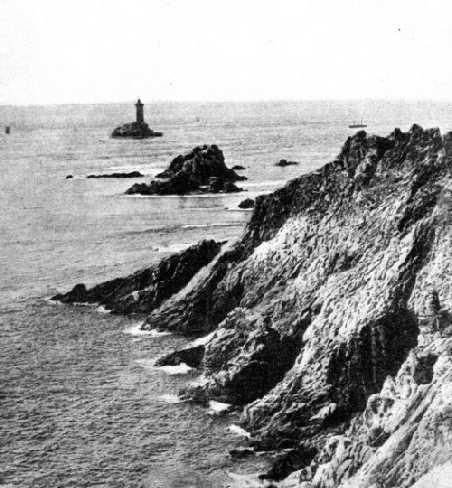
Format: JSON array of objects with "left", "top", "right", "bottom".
[{"left": 1, "top": 0, "right": 451, "bottom": 105}]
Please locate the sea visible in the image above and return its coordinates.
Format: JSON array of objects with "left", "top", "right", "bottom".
[{"left": 1, "top": 99, "right": 452, "bottom": 488}]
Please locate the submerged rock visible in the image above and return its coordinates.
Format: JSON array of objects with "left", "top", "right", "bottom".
[
  {"left": 87, "top": 171, "right": 143, "bottom": 179},
  {"left": 275, "top": 159, "right": 299, "bottom": 167},
  {"left": 229, "top": 447, "right": 255, "bottom": 459},
  {"left": 125, "top": 145, "right": 246, "bottom": 196}
]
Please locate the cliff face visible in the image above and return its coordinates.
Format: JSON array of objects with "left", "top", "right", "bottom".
[
  {"left": 54, "top": 124, "right": 452, "bottom": 486},
  {"left": 148, "top": 125, "right": 452, "bottom": 486}
]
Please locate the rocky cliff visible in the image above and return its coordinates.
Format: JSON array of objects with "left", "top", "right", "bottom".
[
  {"left": 55, "top": 125, "right": 452, "bottom": 486},
  {"left": 149, "top": 125, "right": 452, "bottom": 486}
]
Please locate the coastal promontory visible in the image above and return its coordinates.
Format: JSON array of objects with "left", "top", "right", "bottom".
[
  {"left": 54, "top": 124, "right": 452, "bottom": 487},
  {"left": 125, "top": 145, "right": 246, "bottom": 196}
]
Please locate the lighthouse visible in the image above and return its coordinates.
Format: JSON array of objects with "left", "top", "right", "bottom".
[
  {"left": 112, "top": 99, "right": 163, "bottom": 138},
  {"left": 135, "top": 99, "right": 144, "bottom": 125}
]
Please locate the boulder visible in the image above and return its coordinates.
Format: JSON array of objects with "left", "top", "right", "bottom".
[
  {"left": 155, "top": 345, "right": 205, "bottom": 368},
  {"left": 238, "top": 198, "right": 255, "bottom": 209}
]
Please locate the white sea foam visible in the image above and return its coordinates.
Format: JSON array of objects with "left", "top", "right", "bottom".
[
  {"left": 158, "top": 394, "right": 184, "bottom": 404},
  {"left": 44, "top": 297, "right": 64, "bottom": 306},
  {"left": 122, "top": 323, "right": 171, "bottom": 337},
  {"left": 225, "top": 472, "right": 265, "bottom": 487},
  {"left": 96, "top": 305, "right": 111, "bottom": 314},
  {"left": 227, "top": 424, "right": 251, "bottom": 438},
  {"left": 209, "top": 400, "right": 232, "bottom": 414},
  {"left": 158, "top": 363, "right": 193, "bottom": 375}
]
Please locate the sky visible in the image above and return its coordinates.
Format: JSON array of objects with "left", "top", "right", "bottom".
[{"left": 1, "top": 0, "right": 451, "bottom": 105}]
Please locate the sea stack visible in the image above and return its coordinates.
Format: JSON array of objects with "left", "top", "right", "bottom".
[{"left": 111, "top": 99, "right": 163, "bottom": 139}]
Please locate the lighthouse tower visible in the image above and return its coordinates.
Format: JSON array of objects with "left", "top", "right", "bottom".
[{"left": 135, "top": 99, "right": 144, "bottom": 125}]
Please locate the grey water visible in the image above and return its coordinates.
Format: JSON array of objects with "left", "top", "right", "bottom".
[{"left": 1, "top": 100, "right": 452, "bottom": 487}]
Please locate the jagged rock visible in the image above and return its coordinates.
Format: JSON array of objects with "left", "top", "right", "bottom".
[
  {"left": 58, "top": 124, "right": 452, "bottom": 486},
  {"left": 87, "top": 171, "right": 143, "bottom": 179},
  {"left": 137, "top": 124, "right": 452, "bottom": 485},
  {"left": 229, "top": 447, "right": 255, "bottom": 459},
  {"left": 238, "top": 198, "right": 255, "bottom": 209},
  {"left": 276, "top": 159, "right": 299, "bottom": 167},
  {"left": 125, "top": 145, "right": 246, "bottom": 196},
  {"left": 261, "top": 445, "right": 318, "bottom": 481},
  {"left": 155, "top": 345, "right": 205, "bottom": 368},
  {"left": 111, "top": 122, "right": 162, "bottom": 139},
  {"left": 51, "top": 240, "right": 222, "bottom": 315}
]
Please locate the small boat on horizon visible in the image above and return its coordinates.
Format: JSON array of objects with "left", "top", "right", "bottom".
[{"left": 349, "top": 119, "right": 367, "bottom": 129}]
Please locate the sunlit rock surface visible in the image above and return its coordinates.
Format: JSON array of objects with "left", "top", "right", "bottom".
[
  {"left": 145, "top": 124, "right": 452, "bottom": 486},
  {"left": 55, "top": 124, "right": 452, "bottom": 486}
]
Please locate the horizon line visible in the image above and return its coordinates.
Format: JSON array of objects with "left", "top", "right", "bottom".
[{"left": 1, "top": 96, "right": 452, "bottom": 108}]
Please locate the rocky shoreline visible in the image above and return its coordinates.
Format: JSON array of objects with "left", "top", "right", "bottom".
[{"left": 54, "top": 125, "right": 452, "bottom": 487}]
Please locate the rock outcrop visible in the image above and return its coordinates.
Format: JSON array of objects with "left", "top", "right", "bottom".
[
  {"left": 111, "top": 122, "right": 163, "bottom": 139},
  {"left": 238, "top": 198, "right": 255, "bottom": 209},
  {"left": 56, "top": 124, "right": 452, "bottom": 487},
  {"left": 51, "top": 240, "right": 222, "bottom": 315},
  {"left": 125, "top": 145, "right": 246, "bottom": 196}
]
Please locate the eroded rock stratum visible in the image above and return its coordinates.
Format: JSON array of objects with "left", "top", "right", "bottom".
[{"left": 55, "top": 125, "right": 452, "bottom": 486}]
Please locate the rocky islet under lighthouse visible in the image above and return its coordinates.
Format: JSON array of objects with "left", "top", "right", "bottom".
[{"left": 111, "top": 99, "right": 163, "bottom": 139}]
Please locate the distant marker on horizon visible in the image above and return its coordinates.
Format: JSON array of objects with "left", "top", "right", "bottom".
[{"left": 111, "top": 99, "right": 163, "bottom": 139}]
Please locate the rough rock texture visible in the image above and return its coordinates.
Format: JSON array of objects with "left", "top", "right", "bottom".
[
  {"left": 111, "top": 122, "right": 162, "bottom": 139},
  {"left": 125, "top": 145, "right": 246, "bottom": 196},
  {"left": 51, "top": 240, "right": 221, "bottom": 315},
  {"left": 56, "top": 124, "right": 452, "bottom": 486},
  {"left": 155, "top": 345, "right": 205, "bottom": 368},
  {"left": 140, "top": 125, "right": 452, "bottom": 486}
]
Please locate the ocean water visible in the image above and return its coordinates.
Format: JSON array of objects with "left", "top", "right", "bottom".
[{"left": 1, "top": 100, "right": 452, "bottom": 487}]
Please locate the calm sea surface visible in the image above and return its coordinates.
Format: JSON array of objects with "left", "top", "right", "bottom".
[{"left": 1, "top": 100, "right": 452, "bottom": 487}]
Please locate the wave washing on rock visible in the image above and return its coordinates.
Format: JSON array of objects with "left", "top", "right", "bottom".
[
  {"left": 125, "top": 145, "right": 247, "bottom": 196},
  {"left": 55, "top": 124, "right": 452, "bottom": 487}
]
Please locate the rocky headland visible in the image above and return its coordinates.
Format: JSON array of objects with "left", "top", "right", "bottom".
[
  {"left": 125, "top": 145, "right": 246, "bottom": 196},
  {"left": 54, "top": 125, "right": 452, "bottom": 487}
]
